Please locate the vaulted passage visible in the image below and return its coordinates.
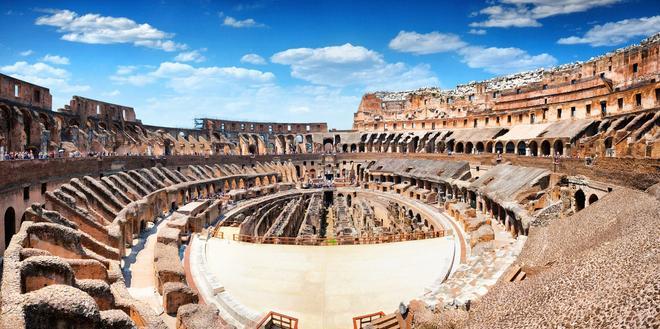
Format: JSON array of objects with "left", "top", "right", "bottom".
[{"left": 4, "top": 207, "right": 15, "bottom": 248}]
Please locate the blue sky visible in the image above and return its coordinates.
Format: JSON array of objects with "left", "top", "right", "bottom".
[{"left": 0, "top": 0, "right": 658, "bottom": 129}]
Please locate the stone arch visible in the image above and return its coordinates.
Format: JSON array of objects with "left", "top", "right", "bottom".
[
  {"left": 4, "top": 207, "right": 16, "bottom": 248},
  {"left": 575, "top": 189, "right": 586, "bottom": 211},
  {"left": 505, "top": 141, "right": 515, "bottom": 154},
  {"left": 588, "top": 194, "right": 599, "bottom": 205},
  {"left": 455, "top": 142, "right": 464, "bottom": 153},
  {"left": 553, "top": 140, "right": 564, "bottom": 156},
  {"left": 342, "top": 144, "right": 348, "bottom": 153},
  {"left": 517, "top": 141, "right": 526, "bottom": 155},
  {"left": 495, "top": 141, "right": 504, "bottom": 154},
  {"left": 475, "top": 142, "right": 484, "bottom": 153},
  {"left": 465, "top": 142, "right": 473, "bottom": 154},
  {"left": 485, "top": 141, "right": 493, "bottom": 153},
  {"left": 528, "top": 141, "right": 538, "bottom": 156},
  {"left": 0, "top": 104, "right": 12, "bottom": 150},
  {"left": 604, "top": 136, "right": 613, "bottom": 149},
  {"left": 541, "top": 140, "right": 551, "bottom": 156},
  {"left": 350, "top": 144, "right": 357, "bottom": 152},
  {"left": 446, "top": 140, "right": 455, "bottom": 153}
]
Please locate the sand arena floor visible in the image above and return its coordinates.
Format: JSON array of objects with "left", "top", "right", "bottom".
[{"left": 204, "top": 235, "right": 455, "bottom": 328}]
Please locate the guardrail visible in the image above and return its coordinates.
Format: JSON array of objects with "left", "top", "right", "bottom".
[
  {"left": 255, "top": 311, "right": 299, "bottom": 329},
  {"left": 232, "top": 230, "right": 444, "bottom": 246},
  {"left": 352, "top": 311, "right": 385, "bottom": 329}
]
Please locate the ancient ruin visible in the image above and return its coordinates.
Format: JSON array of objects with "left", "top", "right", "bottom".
[{"left": 0, "top": 31, "right": 658, "bottom": 329}]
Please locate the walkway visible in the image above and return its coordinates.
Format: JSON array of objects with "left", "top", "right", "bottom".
[{"left": 123, "top": 216, "right": 176, "bottom": 328}]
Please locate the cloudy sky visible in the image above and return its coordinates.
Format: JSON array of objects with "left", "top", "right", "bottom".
[{"left": 0, "top": 0, "right": 658, "bottom": 129}]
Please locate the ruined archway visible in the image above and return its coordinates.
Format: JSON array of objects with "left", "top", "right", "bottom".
[
  {"left": 517, "top": 141, "right": 526, "bottom": 155},
  {"left": 465, "top": 142, "right": 473, "bottom": 154},
  {"left": 575, "top": 189, "right": 586, "bottom": 211},
  {"left": 495, "top": 141, "right": 504, "bottom": 154},
  {"left": 588, "top": 194, "right": 599, "bottom": 205},
  {"left": 455, "top": 142, "right": 464, "bottom": 153},
  {"left": 541, "top": 140, "right": 551, "bottom": 156},
  {"left": 528, "top": 141, "right": 538, "bottom": 156},
  {"left": 553, "top": 140, "right": 564, "bottom": 156},
  {"left": 505, "top": 141, "right": 515, "bottom": 154},
  {"left": 475, "top": 142, "right": 484, "bottom": 153},
  {"left": 4, "top": 207, "right": 16, "bottom": 248}
]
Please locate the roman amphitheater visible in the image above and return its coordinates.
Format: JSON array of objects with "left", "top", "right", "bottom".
[{"left": 0, "top": 34, "right": 658, "bottom": 329}]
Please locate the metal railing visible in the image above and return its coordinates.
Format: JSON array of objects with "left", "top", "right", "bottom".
[
  {"left": 233, "top": 230, "right": 444, "bottom": 246},
  {"left": 255, "top": 311, "right": 299, "bottom": 329},
  {"left": 352, "top": 311, "right": 385, "bottom": 329}
]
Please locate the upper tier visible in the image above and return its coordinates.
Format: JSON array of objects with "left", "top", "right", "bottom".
[{"left": 353, "top": 33, "right": 660, "bottom": 129}]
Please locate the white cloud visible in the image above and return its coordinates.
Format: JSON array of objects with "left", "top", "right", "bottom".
[
  {"left": 388, "top": 31, "right": 467, "bottom": 55},
  {"left": 558, "top": 16, "right": 660, "bottom": 46},
  {"left": 175, "top": 49, "right": 206, "bottom": 63},
  {"left": 471, "top": 0, "right": 622, "bottom": 28},
  {"left": 35, "top": 9, "right": 186, "bottom": 51},
  {"left": 111, "top": 61, "right": 275, "bottom": 92},
  {"left": 272, "top": 43, "right": 439, "bottom": 90},
  {"left": 41, "top": 54, "right": 70, "bottom": 65},
  {"left": 458, "top": 46, "right": 557, "bottom": 74},
  {"left": 115, "top": 65, "right": 138, "bottom": 75},
  {"left": 241, "top": 53, "right": 267, "bottom": 65},
  {"left": 0, "top": 61, "right": 90, "bottom": 108},
  {"left": 221, "top": 13, "right": 265, "bottom": 28},
  {"left": 19, "top": 50, "right": 34, "bottom": 56},
  {"left": 468, "top": 29, "right": 487, "bottom": 35},
  {"left": 289, "top": 106, "right": 310, "bottom": 113},
  {"left": 103, "top": 89, "right": 121, "bottom": 97}
]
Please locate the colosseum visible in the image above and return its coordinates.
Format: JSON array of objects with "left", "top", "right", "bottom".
[{"left": 0, "top": 19, "right": 659, "bottom": 329}]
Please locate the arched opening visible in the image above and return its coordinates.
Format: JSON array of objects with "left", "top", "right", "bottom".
[
  {"left": 295, "top": 165, "right": 301, "bottom": 178},
  {"left": 517, "top": 141, "right": 526, "bottom": 155},
  {"left": 350, "top": 144, "right": 357, "bottom": 152},
  {"left": 575, "top": 189, "right": 586, "bottom": 211},
  {"left": 475, "top": 142, "right": 484, "bottom": 153},
  {"left": 410, "top": 136, "right": 419, "bottom": 153},
  {"left": 21, "top": 109, "right": 33, "bottom": 149},
  {"left": 588, "top": 194, "right": 599, "bottom": 205},
  {"left": 455, "top": 142, "right": 464, "bottom": 153},
  {"left": 495, "top": 141, "right": 504, "bottom": 154},
  {"left": 485, "top": 141, "right": 493, "bottom": 153},
  {"left": 505, "top": 141, "right": 515, "bottom": 154},
  {"left": 541, "top": 140, "right": 551, "bottom": 156},
  {"left": 4, "top": 207, "right": 16, "bottom": 248},
  {"left": 553, "top": 140, "right": 564, "bottom": 156},
  {"left": 342, "top": 144, "right": 348, "bottom": 153},
  {"left": 528, "top": 141, "right": 538, "bottom": 156},
  {"left": 446, "top": 140, "right": 455, "bottom": 153},
  {"left": 604, "top": 137, "right": 613, "bottom": 149},
  {"left": 465, "top": 142, "right": 473, "bottom": 154},
  {"left": 248, "top": 144, "right": 257, "bottom": 155}
]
